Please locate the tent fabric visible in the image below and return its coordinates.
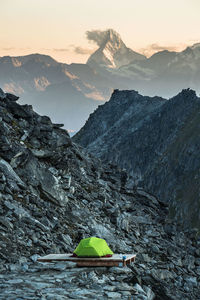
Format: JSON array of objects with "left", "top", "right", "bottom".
[{"left": 73, "top": 237, "right": 114, "bottom": 257}]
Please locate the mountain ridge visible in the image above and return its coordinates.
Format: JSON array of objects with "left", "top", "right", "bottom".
[{"left": 74, "top": 88, "right": 200, "bottom": 229}]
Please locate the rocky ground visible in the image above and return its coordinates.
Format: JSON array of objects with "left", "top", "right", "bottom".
[{"left": 0, "top": 88, "right": 200, "bottom": 299}]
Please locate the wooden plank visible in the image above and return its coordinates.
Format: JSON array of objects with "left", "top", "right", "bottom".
[
  {"left": 76, "top": 261, "right": 120, "bottom": 267},
  {"left": 37, "top": 253, "right": 136, "bottom": 267},
  {"left": 38, "top": 253, "right": 136, "bottom": 262}
]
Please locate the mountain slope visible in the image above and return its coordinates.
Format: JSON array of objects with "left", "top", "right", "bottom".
[
  {"left": 0, "top": 89, "right": 199, "bottom": 299},
  {"left": 74, "top": 89, "right": 200, "bottom": 229},
  {"left": 73, "top": 89, "right": 166, "bottom": 147}
]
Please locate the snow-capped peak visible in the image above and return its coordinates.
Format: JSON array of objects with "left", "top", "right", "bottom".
[{"left": 87, "top": 29, "right": 146, "bottom": 69}]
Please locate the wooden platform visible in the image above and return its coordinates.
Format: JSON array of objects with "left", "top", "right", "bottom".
[{"left": 37, "top": 254, "right": 136, "bottom": 267}]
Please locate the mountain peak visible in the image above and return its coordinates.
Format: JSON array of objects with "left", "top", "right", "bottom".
[
  {"left": 190, "top": 42, "right": 200, "bottom": 50},
  {"left": 181, "top": 42, "right": 200, "bottom": 60},
  {"left": 177, "top": 88, "right": 197, "bottom": 98},
  {"left": 87, "top": 29, "right": 146, "bottom": 69},
  {"left": 0, "top": 53, "right": 58, "bottom": 68},
  {"left": 100, "top": 29, "right": 124, "bottom": 48}
]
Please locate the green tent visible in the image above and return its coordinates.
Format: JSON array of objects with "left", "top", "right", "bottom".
[{"left": 73, "top": 237, "right": 113, "bottom": 257}]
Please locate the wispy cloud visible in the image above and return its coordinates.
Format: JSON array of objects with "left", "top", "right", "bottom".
[
  {"left": 1, "top": 45, "right": 94, "bottom": 57},
  {"left": 67, "top": 44, "right": 95, "bottom": 55},
  {"left": 187, "top": 39, "right": 200, "bottom": 45},
  {"left": 19, "top": 47, "right": 31, "bottom": 50},
  {"left": 73, "top": 46, "right": 94, "bottom": 55},
  {"left": 139, "top": 43, "right": 189, "bottom": 57},
  {"left": 2, "top": 47, "right": 15, "bottom": 51},
  {"left": 148, "top": 44, "right": 178, "bottom": 52},
  {"left": 53, "top": 48, "right": 69, "bottom": 52},
  {"left": 1, "top": 47, "right": 31, "bottom": 51},
  {"left": 46, "top": 46, "right": 94, "bottom": 55}
]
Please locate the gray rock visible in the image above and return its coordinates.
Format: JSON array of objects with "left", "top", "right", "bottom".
[
  {"left": 133, "top": 283, "right": 145, "bottom": 294},
  {"left": 183, "top": 255, "right": 195, "bottom": 270},
  {"left": 0, "top": 217, "right": 13, "bottom": 230},
  {"left": 30, "top": 254, "right": 39, "bottom": 262},
  {"left": 184, "top": 276, "right": 198, "bottom": 287},
  {"left": 31, "top": 149, "right": 53, "bottom": 158},
  {"left": 38, "top": 169, "right": 69, "bottom": 206},
  {"left": 104, "top": 285, "right": 116, "bottom": 292},
  {"left": 50, "top": 262, "right": 76, "bottom": 270},
  {"left": 0, "top": 88, "right": 6, "bottom": 99},
  {"left": 195, "top": 266, "right": 200, "bottom": 276},
  {"left": 151, "top": 245, "right": 161, "bottom": 254},
  {"left": 5, "top": 93, "right": 19, "bottom": 101},
  {"left": 9, "top": 264, "right": 21, "bottom": 272},
  {"left": 109, "top": 267, "right": 132, "bottom": 274},
  {"left": 105, "top": 291, "right": 122, "bottom": 298},
  {"left": 151, "top": 269, "right": 174, "bottom": 280},
  {"left": 0, "top": 159, "right": 26, "bottom": 188},
  {"left": 90, "top": 223, "right": 114, "bottom": 241},
  {"left": 143, "top": 285, "right": 155, "bottom": 300},
  {"left": 7, "top": 279, "right": 23, "bottom": 284}
]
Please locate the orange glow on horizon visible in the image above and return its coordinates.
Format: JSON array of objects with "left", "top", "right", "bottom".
[{"left": 0, "top": 0, "right": 199, "bottom": 63}]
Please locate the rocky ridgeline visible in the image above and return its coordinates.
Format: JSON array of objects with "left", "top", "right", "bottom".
[
  {"left": 74, "top": 89, "right": 200, "bottom": 230},
  {"left": 0, "top": 88, "right": 199, "bottom": 299},
  {"left": 73, "top": 90, "right": 166, "bottom": 148}
]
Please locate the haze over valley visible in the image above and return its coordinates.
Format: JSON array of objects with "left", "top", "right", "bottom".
[{"left": 1, "top": 29, "right": 200, "bottom": 132}]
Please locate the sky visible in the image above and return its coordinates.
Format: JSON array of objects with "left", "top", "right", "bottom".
[{"left": 0, "top": 0, "right": 200, "bottom": 63}]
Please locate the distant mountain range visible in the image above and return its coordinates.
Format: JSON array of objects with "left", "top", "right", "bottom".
[
  {"left": 74, "top": 88, "right": 200, "bottom": 229},
  {"left": 0, "top": 54, "right": 106, "bottom": 132},
  {"left": 1, "top": 29, "right": 200, "bottom": 131}
]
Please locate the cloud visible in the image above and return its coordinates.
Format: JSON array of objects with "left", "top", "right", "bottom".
[
  {"left": 53, "top": 48, "right": 69, "bottom": 52},
  {"left": 139, "top": 43, "right": 187, "bottom": 57},
  {"left": 19, "top": 47, "right": 31, "bottom": 50},
  {"left": 148, "top": 43, "right": 178, "bottom": 52},
  {"left": 43, "top": 46, "right": 94, "bottom": 55},
  {"left": 1, "top": 47, "right": 32, "bottom": 51},
  {"left": 2, "top": 47, "right": 15, "bottom": 51},
  {"left": 73, "top": 46, "right": 94, "bottom": 55},
  {"left": 188, "top": 39, "right": 200, "bottom": 44},
  {"left": 86, "top": 29, "right": 109, "bottom": 46}
]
